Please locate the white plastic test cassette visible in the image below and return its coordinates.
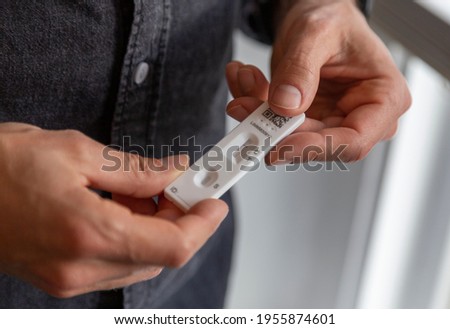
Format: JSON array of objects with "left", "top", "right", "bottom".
[{"left": 164, "top": 102, "right": 305, "bottom": 211}]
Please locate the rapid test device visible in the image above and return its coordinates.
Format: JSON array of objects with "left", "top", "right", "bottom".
[{"left": 164, "top": 102, "right": 305, "bottom": 212}]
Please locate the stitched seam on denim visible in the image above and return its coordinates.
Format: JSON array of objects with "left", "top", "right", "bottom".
[
  {"left": 113, "top": 0, "right": 143, "bottom": 145},
  {"left": 147, "top": 0, "right": 171, "bottom": 145},
  {"left": 119, "top": 0, "right": 144, "bottom": 310}
]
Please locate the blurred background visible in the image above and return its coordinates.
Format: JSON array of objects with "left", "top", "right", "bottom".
[{"left": 225, "top": 0, "right": 450, "bottom": 308}]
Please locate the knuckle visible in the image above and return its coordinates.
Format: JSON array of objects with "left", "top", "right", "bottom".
[
  {"left": 64, "top": 129, "right": 87, "bottom": 143},
  {"left": 168, "top": 237, "right": 195, "bottom": 268},
  {"left": 151, "top": 267, "right": 164, "bottom": 277},
  {"left": 63, "top": 129, "right": 90, "bottom": 154},
  {"left": 126, "top": 153, "right": 146, "bottom": 176},
  {"left": 293, "top": 61, "right": 316, "bottom": 83},
  {"left": 298, "top": 1, "right": 354, "bottom": 33},
  {"left": 124, "top": 155, "right": 165, "bottom": 194},
  {"left": 39, "top": 265, "right": 80, "bottom": 298},
  {"left": 353, "top": 140, "right": 372, "bottom": 162},
  {"left": 124, "top": 154, "right": 149, "bottom": 194},
  {"left": 387, "top": 75, "right": 412, "bottom": 114},
  {"left": 95, "top": 210, "right": 128, "bottom": 246},
  {"left": 280, "top": 57, "right": 316, "bottom": 83},
  {"left": 138, "top": 267, "right": 164, "bottom": 282},
  {"left": 146, "top": 157, "right": 165, "bottom": 172},
  {"left": 402, "top": 83, "right": 413, "bottom": 111},
  {"left": 332, "top": 136, "right": 371, "bottom": 163},
  {"left": 301, "top": 11, "right": 330, "bottom": 34},
  {"left": 384, "top": 124, "right": 398, "bottom": 140}
]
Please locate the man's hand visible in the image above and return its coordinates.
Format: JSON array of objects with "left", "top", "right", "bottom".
[
  {"left": 0, "top": 123, "right": 228, "bottom": 298},
  {"left": 227, "top": 0, "right": 411, "bottom": 163}
]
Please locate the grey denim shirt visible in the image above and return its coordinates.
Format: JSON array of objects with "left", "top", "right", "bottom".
[{"left": 0, "top": 0, "right": 275, "bottom": 308}]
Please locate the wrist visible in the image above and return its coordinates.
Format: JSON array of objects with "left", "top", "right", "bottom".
[
  {"left": 275, "top": 0, "right": 360, "bottom": 30},
  {"left": 277, "top": 0, "right": 357, "bottom": 13}
]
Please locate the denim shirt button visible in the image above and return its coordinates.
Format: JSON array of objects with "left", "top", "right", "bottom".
[{"left": 133, "top": 62, "right": 149, "bottom": 85}]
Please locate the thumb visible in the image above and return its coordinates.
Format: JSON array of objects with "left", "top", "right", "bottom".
[{"left": 269, "top": 34, "right": 328, "bottom": 117}]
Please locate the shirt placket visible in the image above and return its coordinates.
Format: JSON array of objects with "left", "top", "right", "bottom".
[
  {"left": 110, "top": 0, "right": 172, "bottom": 309},
  {"left": 111, "top": 0, "right": 171, "bottom": 156}
]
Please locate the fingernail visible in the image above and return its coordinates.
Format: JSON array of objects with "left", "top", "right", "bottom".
[
  {"left": 238, "top": 68, "right": 255, "bottom": 93},
  {"left": 227, "top": 105, "right": 248, "bottom": 121},
  {"left": 273, "top": 161, "right": 292, "bottom": 166},
  {"left": 271, "top": 157, "right": 293, "bottom": 166},
  {"left": 226, "top": 61, "right": 240, "bottom": 78},
  {"left": 271, "top": 84, "right": 302, "bottom": 109}
]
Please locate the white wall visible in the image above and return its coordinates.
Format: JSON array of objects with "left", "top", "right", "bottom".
[{"left": 225, "top": 32, "right": 367, "bottom": 308}]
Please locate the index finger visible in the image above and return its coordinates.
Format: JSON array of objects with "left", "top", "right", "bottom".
[
  {"left": 79, "top": 190, "right": 229, "bottom": 268},
  {"left": 120, "top": 199, "right": 229, "bottom": 267}
]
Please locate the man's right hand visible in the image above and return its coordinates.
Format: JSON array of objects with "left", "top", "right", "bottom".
[{"left": 0, "top": 123, "right": 228, "bottom": 298}]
